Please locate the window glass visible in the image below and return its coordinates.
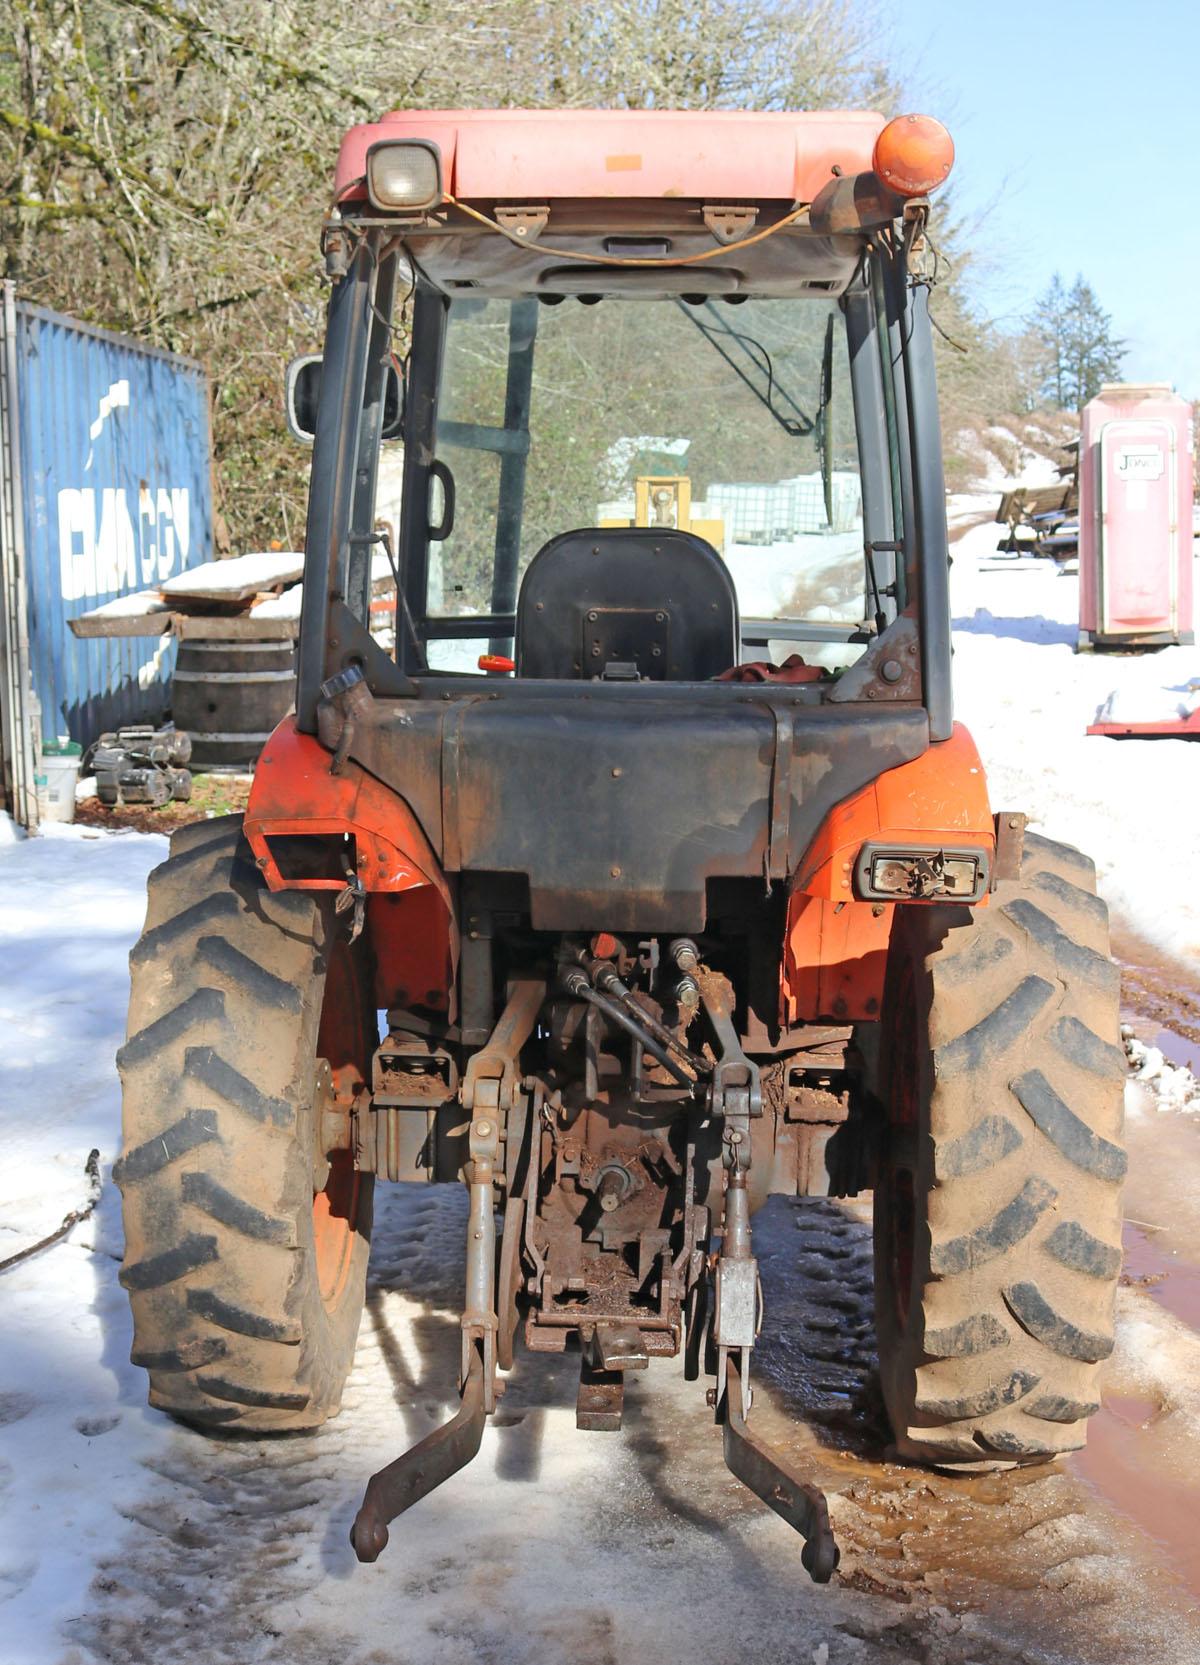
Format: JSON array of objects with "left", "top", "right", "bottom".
[{"left": 429, "top": 295, "right": 866, "bottom": 641}]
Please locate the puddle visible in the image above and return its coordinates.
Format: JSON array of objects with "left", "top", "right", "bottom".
[
  {"left": 1122, "top": 1221, "right": 1200, "bottom": 1333},
  {"left": 1070, "top": 1393, "right": 1200, "bottom": 1602},
  {"left": 1152, "top": 1024, "right": 1200, "bottom": 1073},
  {"left": 1098, "top": 1391, "right": 1161, "bottom": 1431},
  {"left": 1068, "top": 1225, "right": 1200, "bottom": 1601}
]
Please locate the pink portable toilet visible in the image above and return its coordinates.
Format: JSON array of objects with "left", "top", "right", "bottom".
[{"left": 1078, "top": 383, "right": 1194, "bottom": 649}]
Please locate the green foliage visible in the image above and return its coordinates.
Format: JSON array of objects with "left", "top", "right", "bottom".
[
  {"left": 0, "top": 0, "right": 894, "bottom": 552},
  {"left": 0, "top": 0, "right": 527, "bottom": 548}
]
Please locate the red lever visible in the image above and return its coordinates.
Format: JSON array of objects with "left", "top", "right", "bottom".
[{"left": 478, "top": 654, "right": 515, "bottom": 674}]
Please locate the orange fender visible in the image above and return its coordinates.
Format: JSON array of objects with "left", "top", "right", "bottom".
[
  {"left": 245, "top": 718, "right": 456, "bottom": 1014},
  {"left": 783, "top": 724, "right": 994, "bottom": 1025}
]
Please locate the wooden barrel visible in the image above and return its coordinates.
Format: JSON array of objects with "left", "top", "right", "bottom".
[{"left": 171, "top": 640, "right": 296, "bottom": 768}]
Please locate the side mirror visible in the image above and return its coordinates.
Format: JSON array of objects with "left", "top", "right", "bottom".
[
  {"left": 284, "top": 355, "right": 404, "bottom": 444},
  {"left": 285, "top": 355, "right": 323, "bottom": 442},
  {"left": 427, "top": 458, "right": 456, "bottom": 540}
]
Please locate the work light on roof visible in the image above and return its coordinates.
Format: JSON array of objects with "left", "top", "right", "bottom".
[
  {"left": 366, "top": 140, "right": 442, "bottom": 211},
  {"left": 872, "top": 114, "right": 954, "bottom": 198}
]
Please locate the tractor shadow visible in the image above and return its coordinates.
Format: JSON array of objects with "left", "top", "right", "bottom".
[
  {"left": 362, "top": 1186, "right": 890, "bottom": 1528},
  {"left": 360, "top": 1182, "right": 582, "bottom": 1486},
  {"left": 746, "top": 1195, "right": 891, "bottom": 1463}
]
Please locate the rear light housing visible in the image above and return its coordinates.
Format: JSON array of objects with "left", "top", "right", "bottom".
[
  {"left": 855, "top": 842, "right": 989, "bottom": 903},
  {"left": 365, "top": 140, "right": 443, "bottom": 211}
]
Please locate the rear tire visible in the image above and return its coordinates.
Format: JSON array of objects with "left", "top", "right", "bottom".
[
  {"left": 874, "top": 830, "right": 1126, "bottom": 1468},
  {"left": 116, "top": 815, "right": 374, "bottom": 1432}
]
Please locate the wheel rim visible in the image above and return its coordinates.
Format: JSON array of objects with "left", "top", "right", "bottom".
[{"left": 313, "top": 935, "right": 371, "bottom": 1309}]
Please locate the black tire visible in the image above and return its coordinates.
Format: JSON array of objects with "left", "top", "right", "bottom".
[
  {"left": 116, "top": 815, "right": 375, "bottom": 1432},
  {"left": 874, "top": 829, "right": 1126, "bottom": 1468}
]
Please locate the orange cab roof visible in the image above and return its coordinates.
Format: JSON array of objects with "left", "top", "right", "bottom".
[{"left": 334, "top": 108, "right": 887, "bottom": 205}]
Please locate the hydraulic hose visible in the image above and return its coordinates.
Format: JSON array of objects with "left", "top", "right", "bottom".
[
  {"left": 592, "top": 964, "right": 709, "bottom": 1073},
  {"left": 561, "top": 969, "right": 695, "bottom": 1088}
]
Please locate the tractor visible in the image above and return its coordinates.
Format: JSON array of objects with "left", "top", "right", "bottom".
[{"left": 116, "top": 108, "right": 1125, "bottom": 1582}]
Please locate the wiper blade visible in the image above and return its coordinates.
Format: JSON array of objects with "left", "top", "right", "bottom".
[{"left": 674, "top": 299, "right": 815, "bottom": 437}]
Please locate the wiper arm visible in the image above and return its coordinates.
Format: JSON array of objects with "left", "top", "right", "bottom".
[{"left": 673, "top": 299, "right": 815, "bottom": 438}]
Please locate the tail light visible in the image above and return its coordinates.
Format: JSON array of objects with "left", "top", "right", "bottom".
[{"left": 855, "top": 842, "right": 989, "bottom": 902}]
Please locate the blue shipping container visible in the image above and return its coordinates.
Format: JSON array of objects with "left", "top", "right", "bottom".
[{"left": 2, "top": 288, "right": 211, "bottom": 746}]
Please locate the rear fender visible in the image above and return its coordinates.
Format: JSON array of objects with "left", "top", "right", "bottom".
[
  {"left": 245, "top": 717, "right": 456, "bottom": 1012},
  {"left": 784, "top": 724, "right": 994, "bottom": 1024}
]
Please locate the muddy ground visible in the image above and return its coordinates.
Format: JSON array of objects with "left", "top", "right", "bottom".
[
  {"left": 59, "top": 956, "right": 1200, "bottom": 1665},
  {"left": 73, "top": 775, "right": 251, "bottom": 838}
]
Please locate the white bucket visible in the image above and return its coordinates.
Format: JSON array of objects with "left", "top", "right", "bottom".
[{"left": 38, "top": 751, "right": 81, "bottom": 823}]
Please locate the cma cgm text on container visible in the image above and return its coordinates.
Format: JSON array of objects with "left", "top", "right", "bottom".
[{"left": 0, "top": 283, "right": 212, "bottom": 821}]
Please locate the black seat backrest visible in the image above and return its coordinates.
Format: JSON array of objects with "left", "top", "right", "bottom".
[{"left": 515, "top": 527, "right": 739, "bottom": 681}]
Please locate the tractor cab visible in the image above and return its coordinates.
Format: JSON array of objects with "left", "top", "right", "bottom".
[{"left": 286, "top": 109, "right": 952, "bottom": 725}]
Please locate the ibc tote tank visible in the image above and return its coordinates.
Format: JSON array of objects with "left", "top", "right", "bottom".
[{"left": 1078, "top": 383, "right": 1194, "bottom": 649}]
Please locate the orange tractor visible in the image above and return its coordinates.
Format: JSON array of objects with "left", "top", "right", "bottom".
[{"left": 117, "top": 109, "right": 1125, "bottom": 1582}]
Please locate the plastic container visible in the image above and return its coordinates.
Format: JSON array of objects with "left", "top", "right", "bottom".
[{"left": 37, "top": 737, "right": 82, "bottom": 823}]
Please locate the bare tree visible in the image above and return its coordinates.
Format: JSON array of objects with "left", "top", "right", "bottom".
[{"left": 3, "top": 0, "right": 968, "bottom": 546}]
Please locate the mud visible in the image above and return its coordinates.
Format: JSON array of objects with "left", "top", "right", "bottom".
[
  {"left": 73, "top": 775, "right": 251, "bottom": 837},
  {"left": 1113, "top": 924, "right": 1200, "bottom": 1050}
]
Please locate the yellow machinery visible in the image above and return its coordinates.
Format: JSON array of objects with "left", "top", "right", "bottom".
[{"left": 600, "top": 475, "right": 725, "bottom": 553}]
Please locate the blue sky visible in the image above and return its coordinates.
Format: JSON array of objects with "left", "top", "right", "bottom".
[{"left": 883, "top": 0, "right": 1200, "bottom": 399}]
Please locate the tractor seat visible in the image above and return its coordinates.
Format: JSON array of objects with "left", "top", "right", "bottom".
[{"left": 514, "top": 527, "right": 739, "bottom": 681}]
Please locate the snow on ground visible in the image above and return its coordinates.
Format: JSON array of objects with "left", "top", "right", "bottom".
[
  {"left": 723, "top": 531, "right": 861, "bottom": 623},
  {"left": 1125, "top": 1028, "right": 1200, "bottom": 1113},
  {"left": 0, "top": 826, "right": 941, "bottom": 1665},
  {"left": 5, "top": 487, "right": 1200, "bottom": 1660},
  {"left": 1, "top": 820, "right": 1198, "bottom": 1663},
  {"left": 0, "top": 824, "right": 180, "bottom": 1663},
  {"left": 949, "top": 505, "right": 1200, "bottom": 971},
  {"left": 951, "top": 419, "right": 1073, "bottom": 496}
]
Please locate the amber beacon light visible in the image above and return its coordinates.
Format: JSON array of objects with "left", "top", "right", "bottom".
[{"left": 872, "top": 114, "right": 955, "bottom": 197}]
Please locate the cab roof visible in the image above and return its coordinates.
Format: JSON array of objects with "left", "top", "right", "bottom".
[{"left": 334, "top": 108, "right": 886, "bottom": 205}]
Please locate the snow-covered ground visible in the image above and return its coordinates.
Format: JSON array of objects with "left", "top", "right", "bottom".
[
  {"left": 3, "top": 818, "right": 1200, "bottom": 1662},
  {"left": 950, "top": 512, "right": 1200, "bottom": 971},
  {"left": 0, "top": 826, "right": 177, "bottom": 1661},
  {"left": 4, "top": 502, "right": 1200, "bottom": 1661}
]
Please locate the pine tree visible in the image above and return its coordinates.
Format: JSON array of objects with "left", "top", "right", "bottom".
[
  {"left": 1065, "top": 276, "right": 1125, "bottom": 405},
  {"left": 1029, "top": 272, "right": 1124, "bottom": 410}
]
